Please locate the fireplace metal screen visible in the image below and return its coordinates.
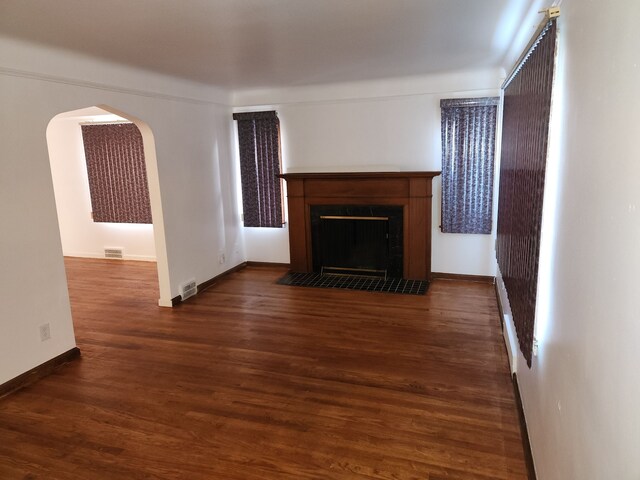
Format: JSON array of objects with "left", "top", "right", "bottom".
[
  {"left": 310, "top": 205, "right": 403, "bottom": 278},
  {"left": 318, "top": 215, "right": 389, "bottom": 277}
]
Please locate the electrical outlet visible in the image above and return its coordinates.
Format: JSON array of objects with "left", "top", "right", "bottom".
[
  {"left": 39, "top": 323, "right": 51, "bottom": 342},
  {"left": 218, "top": 253, "right": 226, "bottom": 264}
]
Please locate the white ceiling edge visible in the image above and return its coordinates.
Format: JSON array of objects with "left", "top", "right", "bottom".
[
  {"left": 0, "top": 34, "right": 233, "bottom": 106},
  {"left": 233, "top": 67, "right": 505, "bottom": 107},
  {"left": 51, "top": 106, "right": 125, "bottom": 121},
  {"left": 0, "top": 0, "right": 534, "bottom": 91},
  {"left": 0, "top": 1, "right": 558, "bottom": 110},
  {"left": 500, "top": 0, "right": 563, "bottom": 76}
]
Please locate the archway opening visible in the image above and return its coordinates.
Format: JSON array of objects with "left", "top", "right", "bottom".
[{"left": 46, "top": 105, "right": 171, "bottom": 306}]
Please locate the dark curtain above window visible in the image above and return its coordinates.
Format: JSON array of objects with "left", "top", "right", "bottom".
[
  {"left": 233, "top": 111, "right": 284, "bottom": 228},
  {"left": 81, "top": 123, "right": 152, "bottom": 224},
  {"left": 497, "top": 20, "right": 557, "bottom": 367},
  {"left": 440, "top": 97, "right": 498, "bottom": 234}
]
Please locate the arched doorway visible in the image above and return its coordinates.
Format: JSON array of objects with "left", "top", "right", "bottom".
[{"left": 46, "top": 105, "right": 171, "bottom": 306}]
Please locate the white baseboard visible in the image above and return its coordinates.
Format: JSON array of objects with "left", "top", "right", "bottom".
[
  {"left": 503, "top": 312, "right": 519, "bottom": 373},
  {"left": 123, "top": 254, "right": 156, "bottom": 262},
  {"left": 64, "top": 252, "right": 156, "bottom": 262},
  {"left": 496, "top": 270, "right": 518, "bottom": 373},
  {"left": 158, "top": 297, "right": 173, "bottom": 308}
]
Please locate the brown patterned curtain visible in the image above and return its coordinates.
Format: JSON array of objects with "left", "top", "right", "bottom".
[
  {"left": 233, "top": 111, "right": 284, "bottom": 228},
  {"left": 496, "top": 20, "right": 558, "bottom": 367},
  {"left": 81, "top": 123, "right": 152, "bottom": 224},
  {"left": 440, "top": 97, "right": 498, "bottom": 234}
]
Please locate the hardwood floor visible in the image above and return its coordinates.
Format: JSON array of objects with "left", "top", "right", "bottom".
[{"left": 0, "top": 258, "right": 527, "bottom": 479}]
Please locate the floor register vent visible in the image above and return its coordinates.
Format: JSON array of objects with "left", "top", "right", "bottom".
[
  {"left": 104, "top": 247, "right": 124, "bottom": 259},
  {"left": 180, "top": 279, "right": 197, "bottom": 301}
]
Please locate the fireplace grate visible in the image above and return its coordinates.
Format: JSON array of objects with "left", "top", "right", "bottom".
[{"left": 277, "top": 272, "right": 428, "bottom": 295}]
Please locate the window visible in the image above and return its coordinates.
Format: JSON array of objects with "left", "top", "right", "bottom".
[
  {"left": 233, "top": 111, "right": 284, "bottom": 228},
  {"left": 81, "top": 123, "right": 152, "bottom": 224},
  {"left": 440, "top": 97, "right": 499, "bottom": 234},
  {"left": 496, "top": 19, "right": 558, "bottom": 367}
]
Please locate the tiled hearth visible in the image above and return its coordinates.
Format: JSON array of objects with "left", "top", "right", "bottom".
[{"left": 277, "top": 272, "right": 428, "bottom": 295}]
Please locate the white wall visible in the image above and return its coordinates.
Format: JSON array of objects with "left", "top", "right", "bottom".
[
  {"left": 47, "top": 110, "right": 156, "bottom": 261},
  {"left": 498, "top": 1, "right": 640, "bottom": 478},
  {"left": 234, "top": 69, "right": 503, "bottom": 275},
  {"left": 0, "top": 36, "right": 244, "bottom": 384}
]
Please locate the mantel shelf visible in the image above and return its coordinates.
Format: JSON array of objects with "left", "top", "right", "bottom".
[{"left": 279, "top": 171, "right": 441, "bottom": 180}]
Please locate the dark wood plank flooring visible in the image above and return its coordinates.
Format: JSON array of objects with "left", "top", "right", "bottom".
[{"left": 0, "top": 258, "right": 527, "bottom": 479}]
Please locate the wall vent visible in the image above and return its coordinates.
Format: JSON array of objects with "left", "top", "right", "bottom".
[
  {"left": 104, "top": 247, "right": 124, "bottom": 259},
  {"left": 180, "top": 279, "right": 197, "bottom": 301}
]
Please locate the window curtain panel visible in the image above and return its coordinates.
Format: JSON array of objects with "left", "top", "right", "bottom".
[
  {"left": 233, "top": 111, "right": 284, "bottom": 228},
  {"left": 496, "top": 20, "right": 558, "bottom": 367},
  {"left": 81, "top": 123, "right": 152, "bottom": 224},
  {"left": 440, "top": 97, "right": 499, "bottom": 234}
]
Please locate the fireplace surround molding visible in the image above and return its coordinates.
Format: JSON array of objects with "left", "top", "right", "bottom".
[{"left": 279, "top": 171, "right": 441, "bottom": 280}]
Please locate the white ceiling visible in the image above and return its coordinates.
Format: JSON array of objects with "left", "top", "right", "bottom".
[{"left": 0, "top": 0, "right": 536, "bottom": 90}]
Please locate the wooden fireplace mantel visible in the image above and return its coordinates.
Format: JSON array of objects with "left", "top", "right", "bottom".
[{"left": 279, "top": 171, "right": 441, "bottom": 280}]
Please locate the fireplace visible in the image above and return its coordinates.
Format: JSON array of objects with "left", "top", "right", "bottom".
[
  {"left": 310, "top": 205, "right": 403, "bottom": 278},
  {"left": 279, "top": 171, "right": 440, "bottom": 280}
]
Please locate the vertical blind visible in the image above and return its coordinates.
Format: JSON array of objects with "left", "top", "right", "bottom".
[
  {"left": 233, "top": 111, "right": 284, "bottom": 228},
  {"left": 496, "top": 20, "right": 558, "bottom": 367},
  {"left": 440, "top": 97, "right": 499, "bottom": 234},
  {"left": 81, "top": 123, "right": 152, "bottom": 224}
]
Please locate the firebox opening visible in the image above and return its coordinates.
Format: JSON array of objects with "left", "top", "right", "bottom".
[{"left": 310, "top": 205, "right": 403, "bottom": 279}]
